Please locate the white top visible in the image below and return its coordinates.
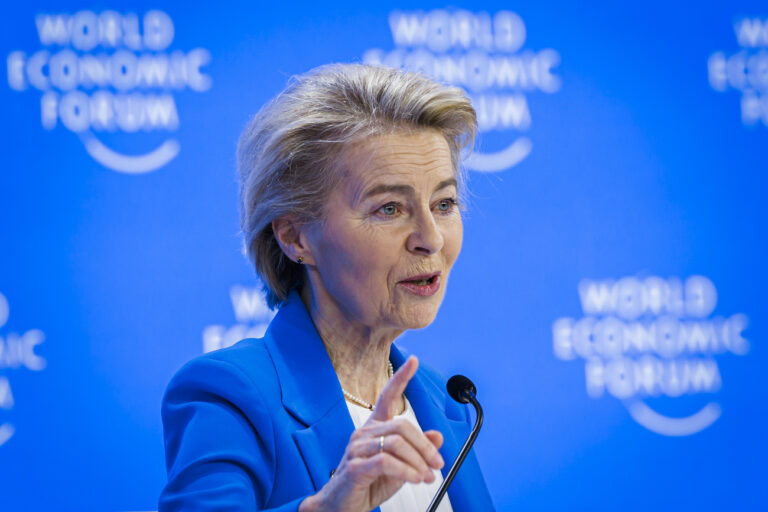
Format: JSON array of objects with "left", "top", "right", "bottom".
[{"left": 345, "top": 397, "right": 454, "bottom": 512}]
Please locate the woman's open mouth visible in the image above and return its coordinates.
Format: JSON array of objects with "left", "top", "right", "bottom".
[{"left": 397, "top": 272, "right": 441, "bottom": 297}]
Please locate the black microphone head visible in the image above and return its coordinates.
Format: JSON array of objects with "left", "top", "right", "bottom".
[{"left": 446, "top": 374, "right": 476, "bottom": 404}]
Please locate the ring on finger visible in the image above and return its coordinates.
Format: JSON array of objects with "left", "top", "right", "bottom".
[{"left": 378, "top": 435, "right": 385, "bottom": 453}]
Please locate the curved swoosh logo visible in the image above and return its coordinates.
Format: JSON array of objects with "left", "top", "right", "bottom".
[
  {"left": 81, "top": 135, "right": 180, "bottom": 174},
  {"left": 627, "top": 401, "right": 721, "bottom": 436},
  {"left": 465, "top": 137, "right": 532, "bottom": 173},
  {"left": 0, "top": 423, "right": 14, "bottom": 447}
]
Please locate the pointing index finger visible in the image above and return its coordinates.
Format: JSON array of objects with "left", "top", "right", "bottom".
[{"left": 372, "top": 355, "right": 417, "bottom": 421}]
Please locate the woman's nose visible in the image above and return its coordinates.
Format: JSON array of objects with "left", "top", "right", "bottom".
[{"left": 406, "top": 210, "right": 444, "bottom": 255}]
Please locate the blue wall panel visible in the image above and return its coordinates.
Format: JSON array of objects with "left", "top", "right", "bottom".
[{"left": 1, "top": 1, "right": 766, "bottom": 510}]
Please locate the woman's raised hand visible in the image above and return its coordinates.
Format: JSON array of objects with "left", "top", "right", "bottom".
[{"left": 299, "top": 356, "right": 445, "bottom": 512}]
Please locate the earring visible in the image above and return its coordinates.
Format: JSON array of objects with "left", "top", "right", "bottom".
[{"left": 296, "top": 256, "right": 304, "bottom": 264}]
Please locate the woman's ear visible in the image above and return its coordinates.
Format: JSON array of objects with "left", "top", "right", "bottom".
[{"left": 272, "top": 216, "right": 315, "bottom": 265}]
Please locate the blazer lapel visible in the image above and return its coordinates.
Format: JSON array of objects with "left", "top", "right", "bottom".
[
  {"left": 264, "top": 292, "right": 355, "bottom": 491},
  {"left": 390, "top": 345, "right": 476, "bottom": 512},
  {"left": 264, "top": 293, "right": 480, "bottom": 511},
  {"left": 292, "top": 400, "right": 355, "bottom": 491}
]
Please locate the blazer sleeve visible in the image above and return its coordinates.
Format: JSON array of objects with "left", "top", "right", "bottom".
[{"left": 159, "top": 356, "right": 309, "bottom": 512}]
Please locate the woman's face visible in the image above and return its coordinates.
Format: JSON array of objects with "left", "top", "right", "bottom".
[{"left": 304, "top": 130, "right": 463, "bottom": 334}]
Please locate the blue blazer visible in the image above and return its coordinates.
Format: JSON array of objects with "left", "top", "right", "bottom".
[{"left": 160, "top": 291, "right": 495, "bottom": 511}]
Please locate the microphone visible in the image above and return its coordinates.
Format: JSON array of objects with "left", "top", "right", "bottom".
[{"left": 426, "top": 375, "right": 484, "bottom": 512}]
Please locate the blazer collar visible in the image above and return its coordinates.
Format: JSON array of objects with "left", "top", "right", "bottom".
[
  {"left": 264, "top": 291, "right": 458, "bottom": 427},
  {"left": 264, "top": 291, "right": 363, "bottom": 494},
  {"left": 390, "top": 344, "right": 477, "bottom": 512},
  {"left": 390, "top": 344, "right": 447, "bottom": 416},
  {"left": 263, "top": 291, "right": 475, "bottom": 510},
  {"left": 264, "top": 290, "right": 345, "bottom": 427}
]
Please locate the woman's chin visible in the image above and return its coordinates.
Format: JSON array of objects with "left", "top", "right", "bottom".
[{"left": 395, "top": 303, "right": 441, "bottom": 330}]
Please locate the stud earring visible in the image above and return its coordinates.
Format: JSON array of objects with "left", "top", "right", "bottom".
[{"left": 296, "top": 256, "right": 304, "bottom": 264}]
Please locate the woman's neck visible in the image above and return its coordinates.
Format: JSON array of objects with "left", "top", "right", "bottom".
[{"left": 300, "top": 285, "right": 404, "bottom": 410}]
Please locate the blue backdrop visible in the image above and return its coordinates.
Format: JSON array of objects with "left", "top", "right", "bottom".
[{"left": 1, "top": 1, "right": 766, "bottom": 510}]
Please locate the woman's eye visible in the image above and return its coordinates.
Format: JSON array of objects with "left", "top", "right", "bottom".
[
  {"left": 378, "top": 202, "right": 400, "bottom": 216},
  {"left": 436, "top": 198, "right": 457, "bottom": 212}
]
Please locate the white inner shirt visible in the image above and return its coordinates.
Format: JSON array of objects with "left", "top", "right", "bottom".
[{"left": 345, "top": 396, "right": 454, "bottom": 512}]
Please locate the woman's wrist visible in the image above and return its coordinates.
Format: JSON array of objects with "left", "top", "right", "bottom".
[{"left": 298, "top": 491, "right": 323, "bottom": 512}]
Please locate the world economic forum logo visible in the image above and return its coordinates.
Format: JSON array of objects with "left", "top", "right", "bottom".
[
  {"left": 552, "top": 276, "right": 750, "bottom": 436},
  {"left": 708, "top": 16, "right": 768, "bottom": 126},
  {"left": 363, "top": 9, "right": 561, "bottom": 173},
  {"left": 202, "top": 284, "right": 276, "bottom": 354},
  {"left": 0, "top": 292, "right": 47, "bottom": 448},
  {"left": 6, "top": 9, "right": 212, "bottom": 174}
]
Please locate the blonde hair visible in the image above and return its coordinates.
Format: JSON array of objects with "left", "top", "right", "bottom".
[{"left": 237, "top": 63, "right": 477, "bottom": 308}]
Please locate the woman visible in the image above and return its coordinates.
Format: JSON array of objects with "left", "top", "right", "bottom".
[{"left": 160, "top": 64, "right": 495, "bottom": 512}]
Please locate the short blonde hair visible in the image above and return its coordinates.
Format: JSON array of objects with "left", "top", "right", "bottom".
[{"left": 237, "top": 63, "right": 477, "bottom": 308}]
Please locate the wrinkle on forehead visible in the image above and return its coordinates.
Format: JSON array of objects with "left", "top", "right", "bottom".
[{"left": 336, "top": 131, "right": 455, "bottom": 207}]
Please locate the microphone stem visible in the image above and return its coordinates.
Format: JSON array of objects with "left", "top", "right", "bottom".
[{"left": 426, "top": 392, "right": 484, "bottom": 512}]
